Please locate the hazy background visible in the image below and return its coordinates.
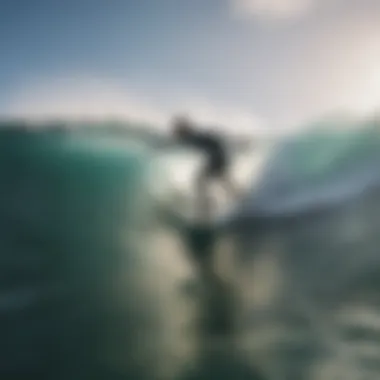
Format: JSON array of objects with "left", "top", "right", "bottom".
[
  {"left": 2, "top": 0, "right": 380, "bottom": 200},
  {"left": 2, "top": 0, "right": 380, "bottom": 130}
]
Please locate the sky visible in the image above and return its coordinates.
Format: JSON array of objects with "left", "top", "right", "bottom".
[{"left": 1, "top": 0, "right": 380, "bottom": 134}]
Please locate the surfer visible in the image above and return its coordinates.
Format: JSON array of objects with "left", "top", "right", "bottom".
[{"left": 171, "top": 115, "right": 239, "bottom": 219}]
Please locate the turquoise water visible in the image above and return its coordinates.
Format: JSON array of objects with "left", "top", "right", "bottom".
[
  {"left": 3, "top": 119, "right": 380, "bottom": 380},
  {"left": 0, "top": 128, "right": 159, "bottom": 379},
  {"left": 0, "top": 125, "right": 265, "bottom": 380}
]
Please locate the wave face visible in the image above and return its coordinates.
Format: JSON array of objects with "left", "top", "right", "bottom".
[
  {"left": 4, "top": 118, "right": 380, "bottom": 380},
  {"left": 232, "top": 118, "right": 380, "bottom": 219},
  {"left": 229, "top": 117, "right": 380, "bottom": 379},
  {"left": 0, "top": 125, "right": 198, "bottom": 380}
]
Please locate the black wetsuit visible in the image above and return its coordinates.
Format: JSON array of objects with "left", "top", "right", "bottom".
[{"left": 183, "top": 131, "right": 228, "bottom": 178}]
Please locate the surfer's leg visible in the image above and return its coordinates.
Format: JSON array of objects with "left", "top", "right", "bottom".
[
  {"left": 209, "top": 157, "right": 240, "bottom": 201},
  {"left": 216, "top": 163, "right": 241, "bottom": 201},
  {"left": 221, "top": 174, "right": 240, "bottom": 200},
  {"left": 195, "top": 168, "right": 212, "bottom": 220}
]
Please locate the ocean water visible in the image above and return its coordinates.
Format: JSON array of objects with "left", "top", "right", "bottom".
[
  {"left": 0, "top": 126, "right": 259, "bottom": 380},
  {"left": 2, "top": 120, "right": 380, "bottom": 380},
  {"left": 226, "top": 119, "right": 380, "bottom": 380}
]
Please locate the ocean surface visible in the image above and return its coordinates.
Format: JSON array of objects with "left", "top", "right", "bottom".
[{"left": 2, "top": 119, "right": 380, "bottom": 380}]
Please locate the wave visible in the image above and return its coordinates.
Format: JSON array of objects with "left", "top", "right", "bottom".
[{"left": 2, "top": 115, "right": 380, "bottom": 380}]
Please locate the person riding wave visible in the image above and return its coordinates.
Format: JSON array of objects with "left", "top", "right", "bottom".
[{"left": 171, "top": 115, "right": 239, "bottom": 220}]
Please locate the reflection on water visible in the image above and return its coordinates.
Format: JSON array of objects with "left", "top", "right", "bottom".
[{"left": 229, "top": 190, "right": 380, "bottom": 380}]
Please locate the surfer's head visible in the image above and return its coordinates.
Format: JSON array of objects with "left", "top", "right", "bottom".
[{"left": 172, "top": 115, "right": 193, "bottom": 140}]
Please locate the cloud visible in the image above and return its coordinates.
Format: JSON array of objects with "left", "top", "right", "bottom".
[
  {"left": 5, "top": 74, "right": 264, "bottom": 135},
  {"left": 281, "top": 23, "right": 380, "bottom": 124},
  {"left": 230, "top": 0, "right": 314, "bottom": 21}
]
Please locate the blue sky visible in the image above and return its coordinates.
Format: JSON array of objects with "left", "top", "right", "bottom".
[{"left": 1, "top": 0, "right": 380, "bottom": 133}]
